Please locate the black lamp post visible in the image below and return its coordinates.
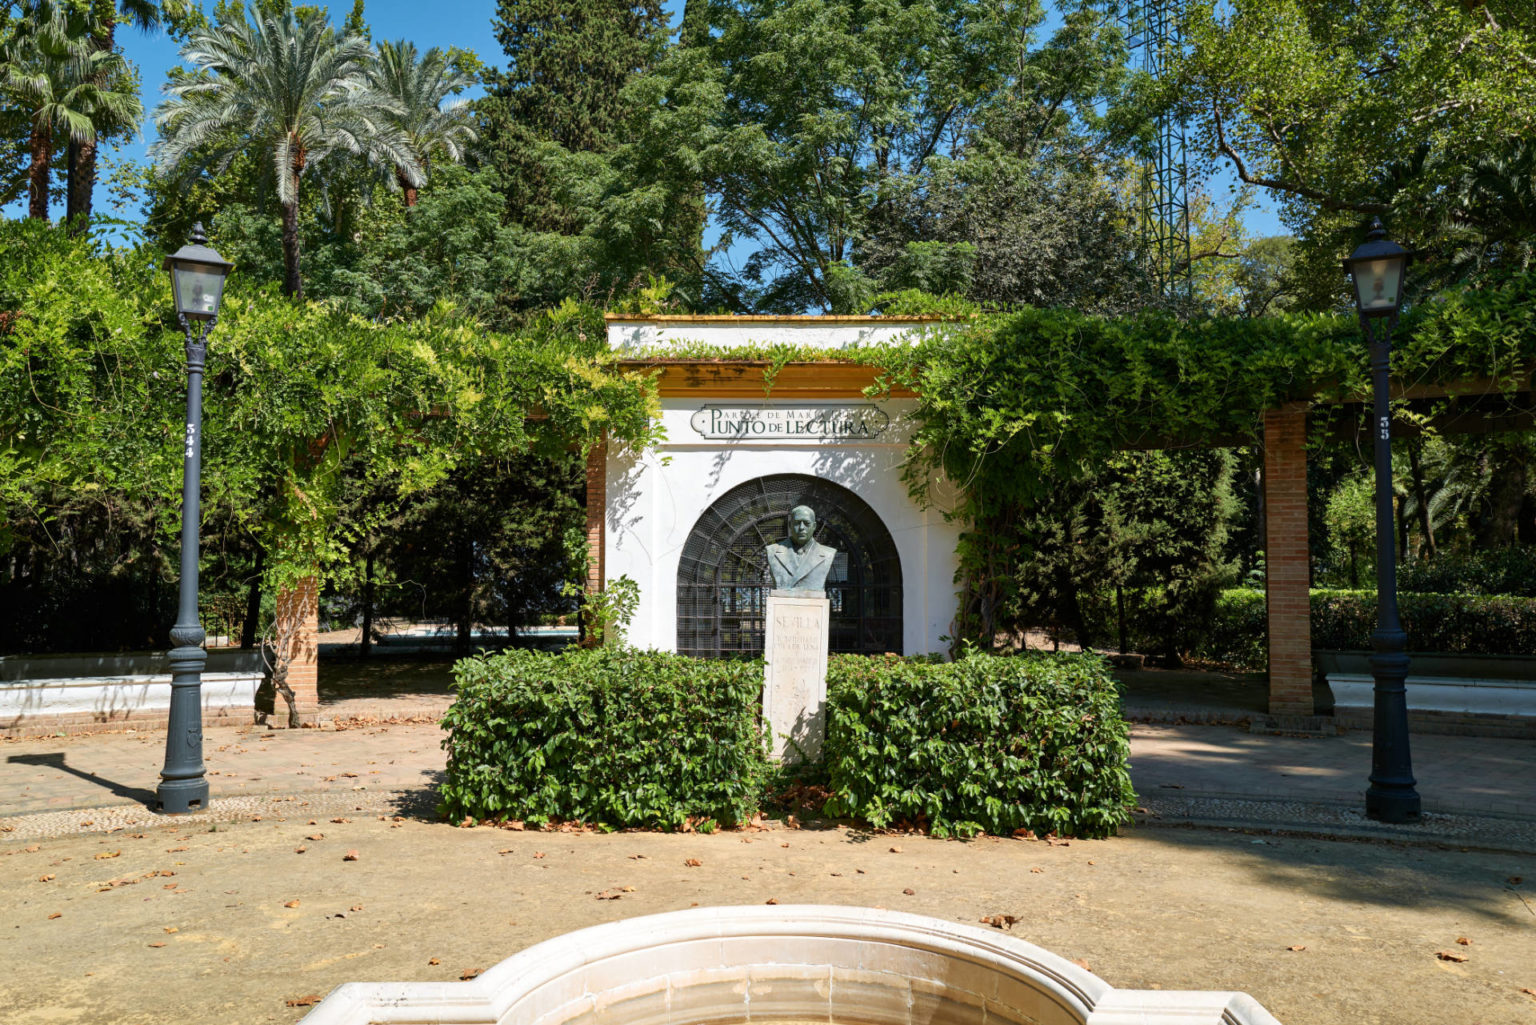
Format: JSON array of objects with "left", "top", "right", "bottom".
[
  {"left": 155, "top": 223, "right": 233, "bottom": 814},
  {"left": 1341, "top": 218, "right": 1421, "bottom": 824}
]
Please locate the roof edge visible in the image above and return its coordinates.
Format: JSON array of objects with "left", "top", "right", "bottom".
[{"left": 603, "top": 313, "right": 949, "bottom": 323}]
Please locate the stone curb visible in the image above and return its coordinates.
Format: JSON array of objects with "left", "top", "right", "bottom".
[{"left": 1135, "top": 794, "right": 1536, "bottom": 855}]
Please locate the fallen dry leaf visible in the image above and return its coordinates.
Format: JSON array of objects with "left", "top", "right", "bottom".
[
  {"left": 37, "top": 874, "right": 54, "bottom": 882},
  {"left": 93, "top": 851, "right": 120, "bottom": 860},
  {"left": 343, "top": 850, "right": 360, "bottom": 861},
  {"left": 306, "top": 834, "right": 324, "bottom": 841},
  {"left": 1519, "top": 987, "right": 1536, "bottom": 1000},
  {"left": 163, "top": 927, "right": 178, "bottom": 934},
  {"left": 24, "top": 845, "right": 40, "bottom": 852},
  {"left": 502, "top": 820, "right": 525, "bottom": 831},
  {"left": 1029, "top": 867, "right": 1043, "bottom": 874},
  {"left": 350, "top": 905, "right": 364, "bottom": 912},
  {"left": 902, "top": 888, "right": 916, "bottom": 896},
  {"left": 1456, "top": 936, "right": 1471, "bottom": 946},
  {"left": 621, "top": 885, "right": 636, "bottom": 892},
  {"left": 294, "top": 847, "right": 307, "bottom": 854},
  {"left": 148, "top": 942, "right": 166, "bottom": 948},
  {"left": 284, "top": 995, "right": 322, "bottom": 1008},
  {"left": 459, "top": 968, "right": 481, "bottom": 981},
  {"left": 498, "top": 848, "right": 515, "bottom": 855},
  {"left": 1436, "top": 950, "right": 1469, "bottom": 963},
  {"left": 980, "top": 914, "right": 1017, "bottom": 930},
  {"left": 1071, "top": 958, "right": 1092, "bottom": 973},
  {"left": 428, "top": 958, "right": 441, "bottom": 966},
  {"left": 684, "top": 858, "right": 702, "bottom": 867},
  {"left": 330, "top": 818, "right": 351, "bottom": 825},
  {"left": 166, "top": 846, "right": 188, "bottom": 853},
  {"left": 533, "top": 852, "right": 545, "bottom": 859},
  {"left": 765, "top": 898, "right": 779, "bottom": 905},
  {"left": 284, "top": 900, "right": 301, "bottom": 908},
  {"left": 888, "top": 846, "right": 902, "bottom": 854},
  {"left": 1286, "top": 945, "right": 1306, "bottom": 952},
  {"left": 595, "top": 889, "right": 623, "bottom": 900},
  {"left": 786, "top": 815, "right": 801, "bottom": 829},
  {"left": 47, "top": 912, "right": 61, "bottom": 920}
]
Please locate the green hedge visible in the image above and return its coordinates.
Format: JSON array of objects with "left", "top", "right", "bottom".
[
  {"left": 1200, "top": 589, "right": 1536, "bottom": 669},
  {"left": 822, "top": 652, "right": 1135, "bottom": 839},
  {"left": 438, "top": 648, "right": 768, "bottom": 829}
]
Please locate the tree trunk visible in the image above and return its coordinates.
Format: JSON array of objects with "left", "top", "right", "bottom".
[
  {"left": 360, "top": 550, "right": 375, "bottom": 659},
  {"left": 1474, "top": 447, "right": 1527, "bottom": 548},
  {"left": 281, "top": 196, "right": 303, "bottom": 299},
  {"left": 454, "top": 535, "right": 474, "bottom": 656},
  {"left": 1407, "top": 438, "right": 1437, "bottom": 558},
  {"left": 67, "top": 135, "right": 97, "bottom": 231},
  {"left": 397, "top": 168, "right": 418, "bottom": 207},
  {"left": 1397, "top": 493, "right": 1409, "bottom": 563},
  {"left": 28, "top": 120, "right": 50, "bottom": 220},
  {"left": 240, "top": 544, "right": 265, "bottom": 649},
  {"left": 65, "top": 15, "right": 117, "bottom": 231}
]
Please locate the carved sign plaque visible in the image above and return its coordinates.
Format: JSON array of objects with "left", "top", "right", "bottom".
[{"left": 689, "top": 405, "right": 890, "bottom": 440}]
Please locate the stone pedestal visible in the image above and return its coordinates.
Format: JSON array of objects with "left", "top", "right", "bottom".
[{"left": 763, "top": 592, "right": 830, "bottom": 763}]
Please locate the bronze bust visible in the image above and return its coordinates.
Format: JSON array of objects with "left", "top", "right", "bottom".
[{"left": 764, "top": 505, "right": 836, "bottom": 594}]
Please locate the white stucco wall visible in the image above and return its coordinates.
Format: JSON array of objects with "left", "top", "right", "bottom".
[{"left": 605, "top": 396, "right": 961, "bottom": 656}]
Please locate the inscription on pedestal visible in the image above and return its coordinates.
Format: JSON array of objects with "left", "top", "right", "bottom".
[{"left": 763, "top": 593, "right": 830, "bottom": 763}]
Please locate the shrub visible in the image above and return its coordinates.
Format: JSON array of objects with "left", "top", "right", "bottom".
[
  {"left": 822, "top": 652, "right": 1135, "bottom": 839},
  {"left": 1195, "top": 589, "right": 1536, "bottom": 669},
  {"left": 438, "top": 648, "right": 768, "bottom": 829},
  {"left": 1398, "top": 549, "right": 1536, "bottom": 598}
]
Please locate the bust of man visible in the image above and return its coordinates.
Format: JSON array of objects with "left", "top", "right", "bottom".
[{"left": 764, "top": 505, "right": 837, "bottom": 594}]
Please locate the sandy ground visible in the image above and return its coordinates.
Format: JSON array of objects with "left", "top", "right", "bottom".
[{"left": 3, "top": 810, "right": 1534, "bottom": 1025}]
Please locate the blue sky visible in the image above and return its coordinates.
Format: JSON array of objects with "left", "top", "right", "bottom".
[{"left": 8, "top": 0, "right": 1282, "bottom": 244}]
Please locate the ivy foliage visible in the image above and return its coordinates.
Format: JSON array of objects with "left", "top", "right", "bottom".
[
  {"left": 439, "top": 648, "right": 769, "bottom": 829},
  {"left": 0, "top": 221, "right": 660, "bottom": 605},
  {"left": 822, "top": 652, "right": 1135, "bottom": 839}
]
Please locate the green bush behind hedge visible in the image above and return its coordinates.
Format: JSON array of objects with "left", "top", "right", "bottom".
[
  {"left": 1201, "top": 589, "right": 1536, "bottom": 670},
  {"left": 822, "top": 652, "right": 1135, "bottom": 839},
  {"left": 438, "top": 648, "right": 769, "bottom": 829}
]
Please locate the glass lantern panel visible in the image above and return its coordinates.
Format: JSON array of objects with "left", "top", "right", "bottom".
[
  {"left": 173, "top": 262, "right": 226, "bottom": 318},
  {"left": 1353, "top": 257, "right": 1402, "bottom": 314}
]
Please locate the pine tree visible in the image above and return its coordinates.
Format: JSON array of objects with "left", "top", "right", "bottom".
[{"left": 476, "top": 0, "right": 668, "bottom": 234}]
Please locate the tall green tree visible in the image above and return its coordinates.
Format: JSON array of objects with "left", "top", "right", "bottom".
[
  {"left": 477, "top": 0, "right": 669, "bottom": 232},
  {"left": 366, "top": 39, "right": 476, "bottom": 207},
  {"left": 0, "top": 16, "right": 140, "bottom": 221},
  {"left": 152, "top": 7, "right": 418, "bottom": 298},
  {"left": 671, "top": 0, "right": 1038, "bottom": 311},
  {"left": 1163, "top": 0, "right": 1536, "bottom": 299},
  {"left": 68, "top": 0, "right": 161, "bottom": 224}
]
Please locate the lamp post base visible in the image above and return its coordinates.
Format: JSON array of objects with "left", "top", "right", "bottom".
[
  {"left": 155, "top": 776, "right": 210, "bottom": 814},
  {"left": 1365, "top": 786, "right": 1421, "bottom": 824}
]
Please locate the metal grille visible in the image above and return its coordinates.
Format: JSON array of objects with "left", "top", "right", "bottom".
[{"left": 676, "top": 474, "right": 902, "bottom": 658}]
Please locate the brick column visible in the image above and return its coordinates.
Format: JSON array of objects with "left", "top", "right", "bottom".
[
  {"left": 585, "top": 439, "right": 606, "bottom": 596},
  {"left": 1263, "top": 404, "right": 1313, "bottom": 716},
  {"left": 273, "top": 576, "right": 320, "bottom": 726}
]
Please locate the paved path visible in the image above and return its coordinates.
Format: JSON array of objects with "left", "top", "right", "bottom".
[{"left": 4, "top": 711, "right": 1534, "bottom": 850}]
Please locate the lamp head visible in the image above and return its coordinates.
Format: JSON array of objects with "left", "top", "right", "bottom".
[
  {"left": 1342, "top": 218, "right": 1410, "bottom": 319},
  {"left": 163, "top": 223, "right": 233, "bottom": 321}
]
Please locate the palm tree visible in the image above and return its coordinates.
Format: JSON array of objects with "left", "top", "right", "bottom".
[
  {"left": 68, "top": 0, "right": 161, "bottom": 224},
  {"left": 366, "top": 39, "right": 476, "bottom": 207},
  {"left": 152, "top": 9, "right": 420, "bottom": 298},
  {"left": 0, "top": 22, "right": 141, "bottom": 221}
]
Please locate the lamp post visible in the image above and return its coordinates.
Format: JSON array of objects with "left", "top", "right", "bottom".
[
  {"left": 1341, "top": 218, "right": 1421, "bottom": 824},
  {"left": 156, "top": 223, "right": 233, "bottom": 814}
]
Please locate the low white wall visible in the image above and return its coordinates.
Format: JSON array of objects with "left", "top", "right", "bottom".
[
  {"left": 301, "top": 904, "right": 1283, "bottom": 1025},
  {"left": 606, "top": 397, "right": 961, "bottom": 655},
  {"left": 1, "top": 672, "right": 261, "bottom": 724}
]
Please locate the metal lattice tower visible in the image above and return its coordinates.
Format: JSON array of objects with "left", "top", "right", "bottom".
[{"left": 1118, "top": 0, "right": 1192, "bottom": 299}]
